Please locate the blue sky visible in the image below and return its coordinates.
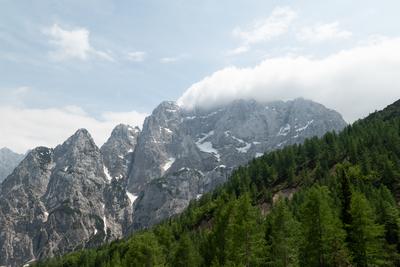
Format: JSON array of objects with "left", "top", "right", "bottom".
[{"left": 1, "top": 0, "right": 400, "bottom": 152}]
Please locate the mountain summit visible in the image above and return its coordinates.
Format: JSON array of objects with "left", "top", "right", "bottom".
[
  {"left": 0, "top": 98, "right": 346, "bottom": 266},
  {"left": 0, "top": 147, "right": 24, "bottom": 183}
]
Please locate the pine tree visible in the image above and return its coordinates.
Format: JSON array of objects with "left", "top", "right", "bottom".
[
  {"left": 173, "top": 232, "right": 201, "bottom": 267},
  {"left": 224, "top": 194, "right": 266, "bottom": 267},
  {"left": 349, "top": 192, "right": 387, "bottom": 266},
  {"left": 266, "top": 199, "right": 300, "bottom": 267},
  {"left": 299, "top": 186, "right": 350, "bottom": 266},
  {"left": 123, "top": 232, "right": 166, "bottom": 267}
]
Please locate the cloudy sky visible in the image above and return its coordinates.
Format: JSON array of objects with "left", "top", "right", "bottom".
[{"left": 1, "top": 0, "right": 400, "bottom": 153}]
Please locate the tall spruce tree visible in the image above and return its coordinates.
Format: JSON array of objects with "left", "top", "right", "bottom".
[
  {"left": 349, "top": 192, "right": 387, "bottom": 266},
  {"left": 266, "top": 199, "right": 300, "bottom": 267},
  {"left": 299, "top": 185, "right": 350, "bottom": 267},
  {"left": 224, "top": 194, "right": 266, "bottom": 267}
]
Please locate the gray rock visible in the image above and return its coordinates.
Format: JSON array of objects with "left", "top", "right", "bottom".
[
  {"left": 0, "top": 98, "right": 347, "bottom": 266},
  {"left": 0, "top": 129, "right": 133, "bottom": 267},
  {"left": 129, "top": 98, "right": 347, "bottom": 230},
  {"left": 0, "top": 147, "right": 24, "bottom": 184},
  {"left": 101, "top": 124, "right": 140, "bottom": 182}
]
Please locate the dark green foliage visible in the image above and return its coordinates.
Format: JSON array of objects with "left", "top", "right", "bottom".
[
  {"left": 299, "top": 185, "right": 350, "bottom": 266},
  {"left": 349, "top": 192, "right": 386, "bottom": 266},
  {"left": 33, "top": 100, "right": 400, "bottom": 267},
  {"left": 265, "top": 199, "right": 300, "bottom": 267}
]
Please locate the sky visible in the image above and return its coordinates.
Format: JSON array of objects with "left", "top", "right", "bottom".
[{"left": 1, "top": 0, "right": 400, "bottom": 153}]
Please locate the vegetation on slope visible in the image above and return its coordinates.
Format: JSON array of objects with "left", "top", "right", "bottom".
[{"left": 34, "top": 100, "right": 400, "bottom": 266}]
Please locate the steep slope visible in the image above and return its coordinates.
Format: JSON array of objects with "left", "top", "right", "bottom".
[
  {"left": 129, "top": 98, "right": 347, "bottom": 229},
  {"left": 35, "top": 99, "right": 400, "bottom": 267},
  {"left": 100, "top": 124, "right": 140, "bottom": 182},
  {"left": 0, "top": 98, "right": 346, "bottom": 266},
  {"left": 0, "top": 147, "right": 24, "bottom": 183},
  {"left": 0, "top": 130, "right": 134, "bottom": 267}
]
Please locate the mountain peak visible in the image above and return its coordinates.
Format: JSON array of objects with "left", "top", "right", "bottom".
[
  {"left": 73, "top": 128, "right": 91, "bottom": 137},
  {"left": 0, "top": 147, "right": 25, "bottom": 183},
  {"left": 153, "top": 101, "right": 180, "bottom": 114},
  {"left": 0, "top": 147, "right": 13, "bottom": 153},
  {"left": 111, "top": 124, "right": 140, "bottom": 138},
  {"left": 68, "top": 128, "right": 95, "bottom": 144},
  {"left": 54, "top": 128, "right": 98, "bottom": 157}
]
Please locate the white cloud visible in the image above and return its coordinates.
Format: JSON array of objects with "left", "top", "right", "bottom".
[
  {"left": 233, "top": 6, "right": 297, "bottom": 45},
  {"left": 127, "top": 51, "right": 146, "bottom": 62},
  {"left": 44, "top": 24, "right": 113, "bottom": 61},
  {"left": 160, "top": 57, "right": 179, "bottom": 63},
  {"left": 178, "top": 37, "right": 400, "bottom": 123},
  {"left": 226, "top": 45, "right": 249, "bottom": 56},
  {"left": 0, "top": 87, "right": 31, "bottom": 105},
  {"left": 0, "top": 105, "right": 147, "bottom": 153},
  {"left": 297, "top": 22, "right": 352, "bottom": 43}
]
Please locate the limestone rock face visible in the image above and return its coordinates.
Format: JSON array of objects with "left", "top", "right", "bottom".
[
  {"left": 0, "top": 147, "right": 24, "bottom": 184},
  {"left": 0, "top": 98, "right": 347, "bottom": 266},
  {"left": 101, "top": 124, "right": 140, "bottom": 182},
  {"left": 128, "top": 98, "right": 347, "bottom": 230},
  {"left": 0, "top": 130, "right": 133, "bottom": 267}
]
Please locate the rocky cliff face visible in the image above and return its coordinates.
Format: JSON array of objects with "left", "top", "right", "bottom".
[
  {"left": 128, "top": 98, "right": 347, "bottom": 229},
  {"left": 0, "top": 98, "right": 347, "bottom": 266},
  {"left": 0, "top": 130, "right": 136, "bottom": 267},
  {"left": 0, "top": 147, "right": 24, "bottom": 184},
  {"left": 101, "top": 124, "right": 140, "bottom": 182}
]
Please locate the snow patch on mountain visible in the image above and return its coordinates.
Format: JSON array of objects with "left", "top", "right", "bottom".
[
  {"left": 195, "top": 131, "right": 221, "bottom": 161},
  {"left": 277, "top": 124, "right": 291, "bottom": 136},
  {"left": 296, "top": 120, "right": 314, "bottom": 132},
  {"left": 103, "top": 166, "right": 112, "bottom": 181},
  {"left": 236, "top": 143, "right": 251, "bottom": 153},
  {"left": 126, "top": 191, "right": 138, "bottom": 204},
  {"left": 162, "top": 157, "right": 176, "bottom": 171}
]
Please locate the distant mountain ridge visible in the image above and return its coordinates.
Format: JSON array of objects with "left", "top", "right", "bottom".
[
  {"left": 0, "top": 98, "right": 347, "bottom": 266},
  {"left": 0, "top": 147, "right": 24, "bottom": 184}
]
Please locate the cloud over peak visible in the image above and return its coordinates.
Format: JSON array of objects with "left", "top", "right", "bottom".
[{"left": 178, "top": 37, "right": 400, "bottom": 123}]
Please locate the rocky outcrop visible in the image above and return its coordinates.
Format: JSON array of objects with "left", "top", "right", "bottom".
[
  {"left": 0, "top": 147, "right": 24, "bottom": 183},
  {"left": 100, "top": 124, "right": 140, "bottom": 182},
  {"left": 0, "top": 130, "right": 134, "bottom": 267},
  {"left": 0, "top": 98, "right": 347, "bottom": 266},
  {"left": 129, "top": 98, "right": 347, "bottom": 230}
]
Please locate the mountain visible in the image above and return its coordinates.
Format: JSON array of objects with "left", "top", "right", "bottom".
[
  {"left": 0, "top": 130, "right": 135, "bottom": 267},
  {"left": 0, "top": 147, "right": 24, "bottom": 183},
  {"left": 128, "top": 98, "right": 346, "bottom": 230},
  {"left": 100, "top": 124, "right": 140, "bottom": 182},
  {"left": 0, "top": 98, "right": 346, "bottom": 266},
  {"left": 33, "top": 99, "right": 400, "bottom": 267}
]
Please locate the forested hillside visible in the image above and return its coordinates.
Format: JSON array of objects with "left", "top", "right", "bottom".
[{"left": 34, "top": 99, "right": 400, "bottom": 266}]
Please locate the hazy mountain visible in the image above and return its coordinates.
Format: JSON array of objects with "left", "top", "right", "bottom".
[{"left": 0, "top": 147, "right": 24, "bottom": 183}]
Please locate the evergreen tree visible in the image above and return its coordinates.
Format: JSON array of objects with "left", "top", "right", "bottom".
[
  {"left": 299, "top": 186, "right": 350, "bottom": 267},
  {"left": 123, "top": 232, "right": 165, "bottom": 267},
  {"left": 224, "top": 194, "right": 266, "bottom": 267},
  {"left": 173, "top": 232, "right": 201, "bottom": 267},
  {"left": 349, "top": 192, "right": 387, "bottom": 266},
  {"left": 266, "top": 199, "right": 300, "bottom": 267}
]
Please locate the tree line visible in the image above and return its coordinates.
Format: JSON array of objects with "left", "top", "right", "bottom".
[{"left": 33, "top": 100, "right": 400, "bottom": 266}]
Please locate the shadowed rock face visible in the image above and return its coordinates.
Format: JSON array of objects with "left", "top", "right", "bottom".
[
  {"left": 0, "top": 147, "right": 24, "bottom": 184},
  {"left": 0, "top": 98, "right": 347, "bottom": 266}
]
